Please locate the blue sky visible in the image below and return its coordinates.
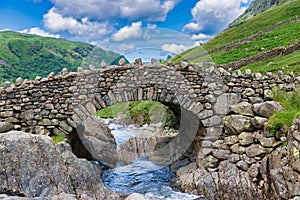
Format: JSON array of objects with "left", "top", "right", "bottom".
[{"left": 0, "top": 0, "right": 251, "bottom": 62}]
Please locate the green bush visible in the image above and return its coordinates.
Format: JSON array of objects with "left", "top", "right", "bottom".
[{"left": 268, "top": 86, "right": 300, "bottom": 135}]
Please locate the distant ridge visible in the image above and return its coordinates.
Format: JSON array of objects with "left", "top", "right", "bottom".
[
  {"left": 0, "top": 31, "right": 126, "bottom": 84},
  {"left": 229, "top": 0, "right": 294, "bottom": 28}
]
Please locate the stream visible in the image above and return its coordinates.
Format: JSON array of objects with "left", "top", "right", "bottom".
[{"left": 101, "top": 119, "right": 200, "bottom": 200}]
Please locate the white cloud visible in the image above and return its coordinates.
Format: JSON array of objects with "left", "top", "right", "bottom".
[
  {"left": 183, "top": 0, "right": 248, "bottom": 35},
  {"left": 0, "top": 29, "right": 10, "bottom": 32},
  {"left": 50, "top": 0, "right": 179, "bottom": 22},
  {"left": 161, "top": 42, "right": 199, "bottom": 55},
  {"left": 112, "top": 22, "right": 143, "bottom": 42},
  {"left": 119, "top": 0, "right": 179, "bottom": 21},
  {"left": 41, "top": 0, "right": 179, "bottom": 42},
  {"left": 183, "top": 22, "right": 202, "bottom": 33},
  {"left": 43, "top": 8, "right": 113, "bottom": 38},
  {"left": 118, "top": 43, "right": 136, "bottom": 52},
  {"left": 143, "top": 24, "right": 158, "bottom": 40},
  {"left": 19, "top": 27, "right": 60, "bottom": 38},
  {"left": 191, "top": 33, "right": 213, "bottom": 41}
]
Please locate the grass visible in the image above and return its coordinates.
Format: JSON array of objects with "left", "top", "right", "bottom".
[
  {"left": 268, "top": 86, "right": 300, "bottom": 135},
  {"left": 173, "top": 0, "right": 300, "bottom": 63},
  {"left": 236, "top": 50, "right": 300, "bottom": 76},
  {"left": 203, "top": 0, "right": 300, "bottom": 51},
  {"left": 96, "top": 100, "right": 177, "bottom": 128},
  {"left": 52, "top": 135, "right": 66, "bottom": 143},
  {"left": 0, "top": 31, "right": 122, "bottom": 84},
  {"left": 210, "top": 21, "right": 300, "bottom": 64}
]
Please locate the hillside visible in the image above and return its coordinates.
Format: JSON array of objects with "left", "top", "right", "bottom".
[
  {"left": 229, "top": 0, "right": 293, "bottom": 28},
  {"left": 173, "top": 0, "right": 300, "bottom": 75},
  {"left": 0, "top": 31, "right": 124, "bottom": 83}
]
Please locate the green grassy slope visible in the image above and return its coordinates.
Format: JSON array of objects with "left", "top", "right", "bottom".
[
  {"left": 195, "top": 21, "right": 300, "bottom": 64},
  {"left": 229, "top": 0, "right": 292, "bottom": 28},
  {"left": 173, "top": 0, "right": 300, "bottom": 65},
  {"left": 0, "top": 31, "right": 123, "bottom": 83},
  {"left": 237, "top": 50, "right": 300, "bottom": 75}
]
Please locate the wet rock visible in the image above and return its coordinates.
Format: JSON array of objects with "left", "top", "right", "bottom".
[
  {"left": 118, "top": 128, "right": 177, "bottom": 164},
  {"left": 125, "top": 193, "right": 157, "bottom": 200}
]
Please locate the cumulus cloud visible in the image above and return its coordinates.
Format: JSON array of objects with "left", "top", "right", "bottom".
[
  {"left": 161, "top": 42, "right": 199, "bottom": 55},
  {"left": 49, "top": 0, "right": 119, "bottom": 20},
  {"left": 183, "top": 0, "right": 248, "bottom": 35},
  {"left": 191, "top": 33, "right": 214, "bottom": 41},
  {"left": 43, "top": 0, "right": 179, "bottom": 41},
  {"left": 118, "top": 43, "right": 136, "bottom": 52},
  {"left": 19, "top": 27, "right": 60, "bottom": 38},
  {"left": 112, "top": 22, "right": 143, "bottom": 42},
  {"left": 49, "top": 0, "right": 179, "bottom": 22},
  {"left": 119, "top": 0, "right": 179, "bottom": 21},
  {"left": 43, "top": 8, "right": 113, "bottom": 38}
]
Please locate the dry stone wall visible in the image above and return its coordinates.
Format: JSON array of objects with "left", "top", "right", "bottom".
[{"left": 0, "top": 62, "right": 298, "bottom": 144}]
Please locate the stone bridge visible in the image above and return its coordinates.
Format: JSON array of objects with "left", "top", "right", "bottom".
[{"left": 0, "top": 62, "right": 299, "bottom": 167}]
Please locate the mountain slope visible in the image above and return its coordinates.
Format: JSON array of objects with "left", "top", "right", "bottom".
[
  {"left": 229, "top": 0, "right": 293, "bottom": 28},
  {"left": 172, "top": 0, "right": 300, "bottom": 75},
  {"left": 0, "top": 31, "right": 123, "bottom": 83}
]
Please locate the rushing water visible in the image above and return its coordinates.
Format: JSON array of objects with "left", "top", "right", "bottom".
[{"left": 101, "top": 119, "right": 200, "bottom": 200}]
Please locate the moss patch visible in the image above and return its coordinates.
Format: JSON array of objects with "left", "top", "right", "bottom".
[{"left": 52, "top": 135, "right": 66, "bottom": 143}]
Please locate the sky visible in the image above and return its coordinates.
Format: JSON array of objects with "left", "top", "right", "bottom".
[{"left": 0, "top": 0, "right": 252, "bottom": 62}]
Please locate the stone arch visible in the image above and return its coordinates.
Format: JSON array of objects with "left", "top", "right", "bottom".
[{"left": 67, "top": 64, "right": 224, "bottom": 167}]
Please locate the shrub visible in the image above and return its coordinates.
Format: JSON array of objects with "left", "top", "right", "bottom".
[{"left": 268, "top": 86, "right": 300, "bottom": 134}]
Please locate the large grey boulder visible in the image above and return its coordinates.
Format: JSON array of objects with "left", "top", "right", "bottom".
[
  {"left": 76, "top": 116, "right": 118, "bottom": 167},
  {"left": 0, "top": 131, "right": 119, "bottom": 199},
  {"left": 253, "top": 101, "right": 284, "bottom": 118}
]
